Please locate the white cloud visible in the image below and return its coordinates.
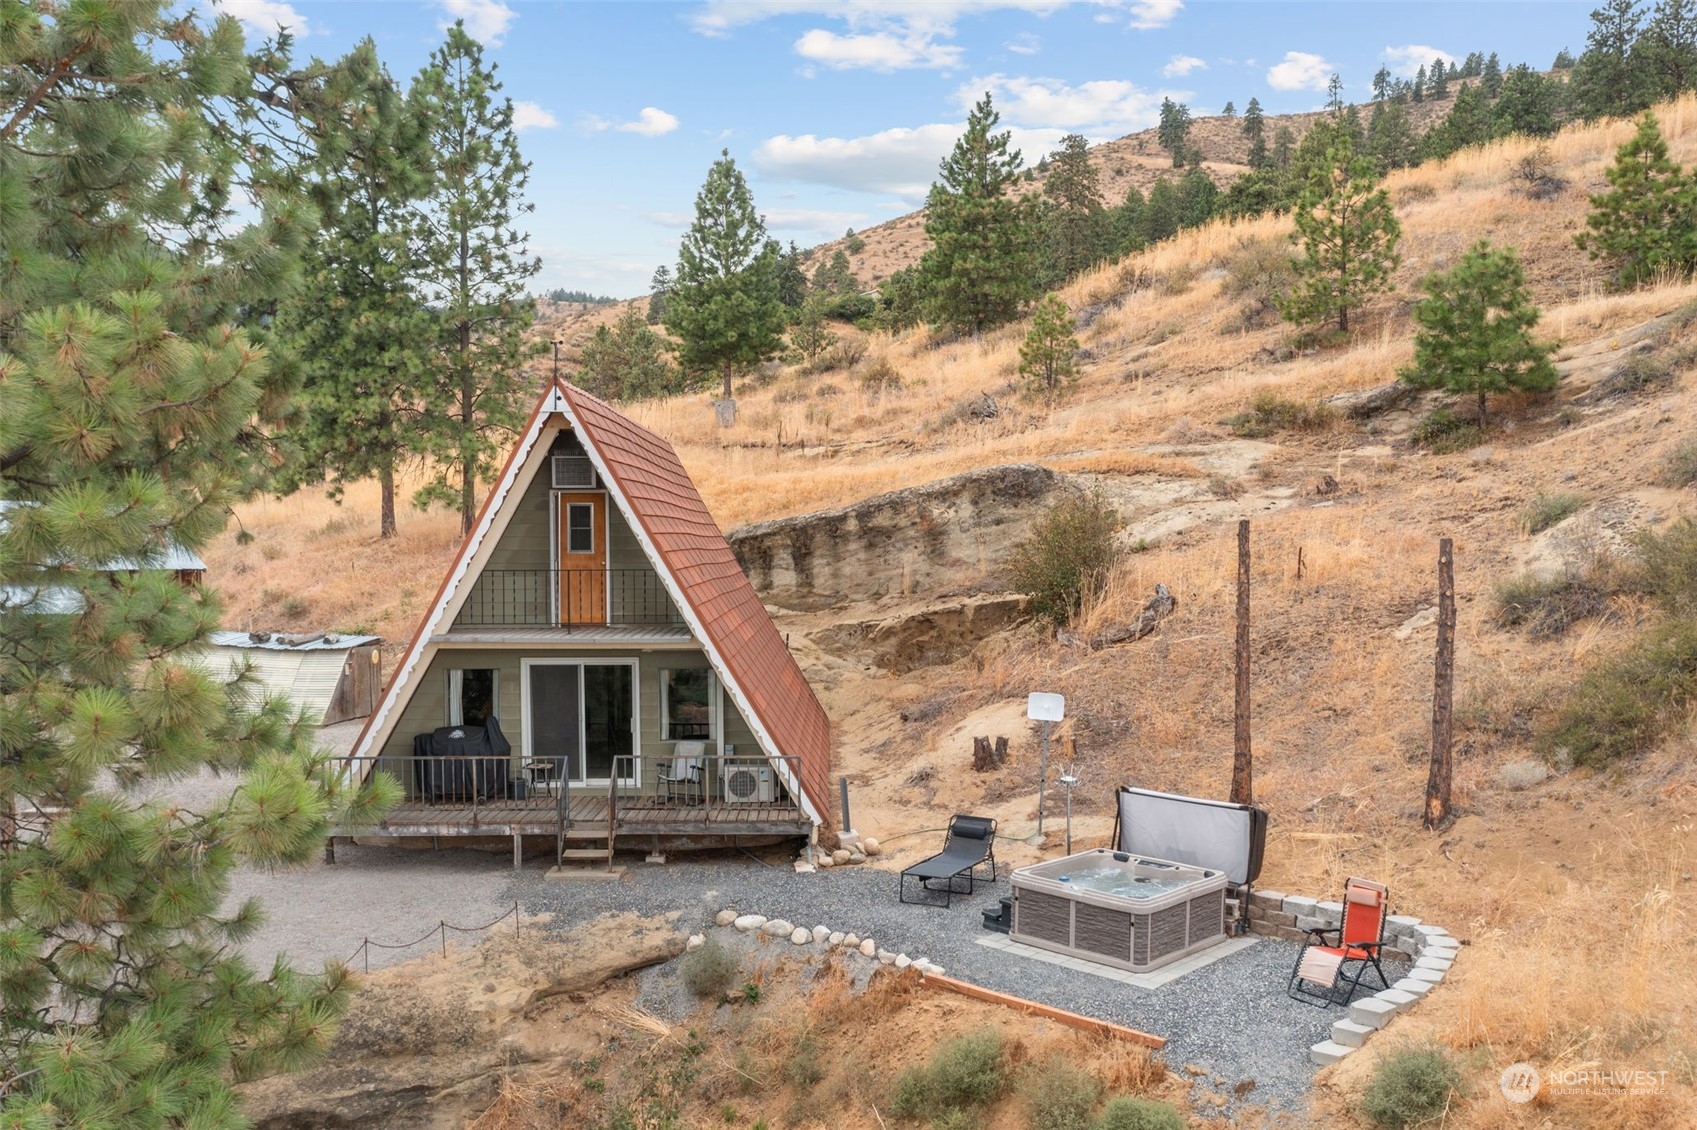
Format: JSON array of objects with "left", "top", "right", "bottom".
[
  {"left": 583, "top": 107, "right": 680, "bottom": 137},
  {"left": 1127, "top": 0, "right": 1182, "bottom": 29},
  {"left": 966, "top": 74, "right": 1171, "bottom": 135},
  {"left": 691, "top": 3, "right": 1179, "bottom": 72},
  {"left": 755, "top": 120, "right": 1070, "bottom": 200},
  {"left": 1267, "top": 51, "right": 1335, "bottom": 92},
  {"left": 763, "top": 208, "right": 872, "bottom": 234},
  {"left": 1162, "top": 54, "right": 1206, "bottom": 78},
  {"left": 511, "top": 101, "right": 558, "bottom": 132},
  {"left": 1381, "top": 44, "right": 1458, "bottom": 79},
  {"left": 1006, "top": 32, "right": 1041, "bottom": 55},
  {"left": 212, "top": 0, "right": 310, "bottom": 39},
  {"left": 795, "top": 28, "right": 963, "bottom": 70},
  {"left": 437, "top": 0, "right": 517, "bottom": 47},
  {"left": 646, "top": 212, "right": 694, "bottom": 228}
]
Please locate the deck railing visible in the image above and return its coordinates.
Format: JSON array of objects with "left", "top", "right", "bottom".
[
  {"left": 339, "top": 751, "right": 802, "bottom": 817},
  {"left": 456, "top": 568, "right": 684, "bottom": 628}
]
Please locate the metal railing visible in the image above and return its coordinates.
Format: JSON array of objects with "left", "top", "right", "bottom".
[
  {"left": 610, "top": 751, "right": 803, "bottom": 814},
  {"left": 456, "top": 568, "right": 684, "bottom": 628}
]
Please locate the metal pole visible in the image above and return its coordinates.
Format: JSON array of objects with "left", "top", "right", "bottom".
[
  {"left": 1064, "top": 784, "right": 1073, "bottom": 854},
  {"left": 839, "top": 775, "right": 852, "bottom": 836},
  {"left": 1036, "top": 720, "right": 1050, "bottom": 839}
]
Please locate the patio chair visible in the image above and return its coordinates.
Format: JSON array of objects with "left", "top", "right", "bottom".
[
  {"left": 1287, "top": 876, "right": 1392, "bottom": 1006},
  {"left": 898, "top": 815, "right": 998, "bottom": 907},
  {"left": 656, "top": 740, "right": 705, "bottom": 804}
]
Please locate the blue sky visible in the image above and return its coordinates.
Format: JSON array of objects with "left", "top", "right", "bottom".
[{"left": 210, "top": 1, "right": 1593, "bottom": 297}]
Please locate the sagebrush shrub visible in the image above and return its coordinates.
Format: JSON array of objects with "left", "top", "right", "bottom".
[
  {"left": 888, "top": 1029, "right": 1007, "bottom": 1121},
  {"left": 678, "top": 938, "right": 740, "bottom": 999},
  {"left": 1021, "top": 1057, "right": 1101, "bottom": 1130},
  {"left": 1361, "top": 1045, "right": 1461, "bottom": 1129},
  {"left": 1094, "top": 1096, "right": 1184, "bottom": 1130},
  {"left": 1007, "top": 492, "right": 1121, "bottom": 625}
]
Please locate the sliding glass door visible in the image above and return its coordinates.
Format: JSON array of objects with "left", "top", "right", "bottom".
[{"left": 522, "top": 659, "right": 638, "bottom": 785}]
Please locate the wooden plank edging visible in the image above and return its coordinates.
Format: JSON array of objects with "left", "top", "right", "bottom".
[{"left": 918, "top": 972, "right": 1165, "bottom": 1049}]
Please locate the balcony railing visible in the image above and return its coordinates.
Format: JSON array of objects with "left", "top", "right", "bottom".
[{"left": 456, "top": 568, "right": 684, "bottom": 628}]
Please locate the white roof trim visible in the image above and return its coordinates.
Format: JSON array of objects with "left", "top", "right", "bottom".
[
  {"left": 563, "top": 391, "right": 823, "bottom": 826},
  {"left": 348, "top": 389, "right": 564, "bottom": 768}
]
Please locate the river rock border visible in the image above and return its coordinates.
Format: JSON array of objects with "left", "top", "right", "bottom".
[
  {"left": 1239, "top": 889, "right": 1462, "bottom": 1067},
  {"left": 692, "top": 908, "right": 945, "bottom": 976}
]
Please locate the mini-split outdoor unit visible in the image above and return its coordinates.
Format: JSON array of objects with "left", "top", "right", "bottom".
[
  {"left": 551, "top": 455, "right": 596, "bottom": 489},
  {"left": 721, "top": 761, "right": 776, "bottom": 804}
]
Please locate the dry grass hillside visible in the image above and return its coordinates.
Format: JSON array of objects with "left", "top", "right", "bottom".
[{"left": 209, "top": 95, "right": 1697, "bottom": 1128}]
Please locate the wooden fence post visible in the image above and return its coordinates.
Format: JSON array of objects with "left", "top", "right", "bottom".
[
  {"left": 1425, "top": 538, "right": 1456, "bottom": 830},
  {"left": 1231, "top": 520, "right": 1253, "bottom": 806}
]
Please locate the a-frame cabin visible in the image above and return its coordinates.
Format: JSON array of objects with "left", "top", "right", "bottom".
[{"left": 337, "top": 381, "right": 831, "bottom": 868}]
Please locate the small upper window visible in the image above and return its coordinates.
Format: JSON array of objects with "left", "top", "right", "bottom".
[
  {"left": 662, "top": 668, "right": 713, "bottom": 741},
  {"left": 448, "top": 668, "right": 498, "bottom": 727},
  {"left": 567, "top": 503, "right": 594, "bottom": 554}
]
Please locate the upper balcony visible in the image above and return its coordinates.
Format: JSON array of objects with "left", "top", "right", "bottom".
[{"left": 446, "top": 568, "right": 688, "bottom": 642}]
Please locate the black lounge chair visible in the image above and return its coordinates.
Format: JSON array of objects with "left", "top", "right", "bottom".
[{"left": 898, "top": 815, "right": 998, "bottom": 907}]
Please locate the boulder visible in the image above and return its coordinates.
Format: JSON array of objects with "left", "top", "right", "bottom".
[
  {"left": 686, "top": 934, "right": 706, "bottom": 952},
  {"left": 861, "top": 837, "right": 882, "bottom": 857},
  {"left": 761, "top": 919, "right": 795, "bottom": 938},
  {"left": 1322, "top": 381, "right": 1415, "bottom": 419},
  {"left": 877, "top": 949, "right": 896, "bottom": 965},
  {"left": 816, "top": 854, "right": 834, "bottom": 868},
  {"left": 733, "top": 914, "right": 766, "bottom": 933},
  {"left": 828, "top": 932, "right": 846, "bottom": 946},
  {"left": 790, "top": 927, "right": 812, "bottom": 945},
  {"left": 843, "top": 933, "right": 860, "bottom": 949},
  {"left": 811, "top": 925, "right": 830, "bottom": 943},
  {"left": 832, "top": 849, "right": 852, "bottom": 865},
  {"left": 894, "top": 954, "right": 912, "bottom": 970},
  {"left": 715, "top": 909, "right": 737, "bottom": 927},
  {"left": 859, "top": 938, "right": 876, "bottom": 958}
]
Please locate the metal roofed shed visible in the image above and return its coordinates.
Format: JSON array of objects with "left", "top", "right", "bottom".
[{"left": 205, "top": 632, "right": 384, "bottom": 726}]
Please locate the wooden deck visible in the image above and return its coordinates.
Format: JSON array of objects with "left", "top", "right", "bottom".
[{"left": 355, "top": 793, "right": 811, "bottom": 839}]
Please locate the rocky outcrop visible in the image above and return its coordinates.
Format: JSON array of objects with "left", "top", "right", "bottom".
[
  {"left": 810, "top": 593, "right": 1030, "bottom": 672},
  {"left": 728, "top": 464, "right": 1079, "bottom": 609}
]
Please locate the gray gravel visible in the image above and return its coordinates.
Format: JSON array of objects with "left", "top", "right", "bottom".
[{"left": 497, "top": 853, "right": 1405, "bottom": 1123}]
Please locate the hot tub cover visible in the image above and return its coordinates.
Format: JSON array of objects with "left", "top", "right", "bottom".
[{"left": 1112, "top": 787, "right": 1268, "bottom": 886}]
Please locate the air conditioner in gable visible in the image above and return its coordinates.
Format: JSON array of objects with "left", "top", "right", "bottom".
[
  {"left": 720, "top": 760, "right": 776, "bottom": 804},
  {"left": 551, "top": 455, "right": 595, "bottom": 489}
]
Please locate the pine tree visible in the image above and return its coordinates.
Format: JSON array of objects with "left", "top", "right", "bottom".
[
  {"left": 1575, "top": 112, "right": 1697, "bottom": 288},
  {"left": 1399, "top": 242, "right": 1558, "bottom": 427},
  {"left": 1142, "top": 177, "right": 1182, "bottom": 244},
  {"left": 1572, "top": 0, "right": 1648, "bottom": 118},
  {"left": 1554, "top": 47, "right": 1578, "bottom": 68},
  {"left": 0, "top": 4, "right": 393, "bottom": 1123},
  {"left": 648, "top": 264, "right": 674, "bottom": 324},
  {"left": 579, "top": 306, "right": 680, "bottom": 401},
  {"left": 1429, "top": 58, "right": 1451, "bottom": 98},
  {"left": 1642, "top": 0, "right": 1697, "bottom": 101},
  {"left": 1372, "top": 66, "right": 1393, "bottom": 101},
  {"left": 1271, "top": 124, "right": 1296, "bottom": 168},
  {"left": 1493, "top": 65, "right": 1565, "bottom": 137},
  {"left": 1158, "top": 98, "right": 1194, "bottom": 167},
  {"left": 1423, "top": 82, "right": 1495, "bottom": 159},
  {"left": 1460, "top": 51, "right": 1486, "bottom": 77},
  {"left": 1041, "top": 133, "right": 1109, "bottom": 283},
  {"left": 665, "top": 150, "right": 787, "bottom": 401},
  {"left": 787, "top": 298, "right": 839, "bottom": 365},
  {"left": 410, "top": 23, "right": 542, "bottom": 536},
  {"left": 277, "top": 42, "right": 435, "bottom": 540},
  {"left": 1327, "top": 72, "right": 1347, "bottom": 112},
  {"left": 1413, "top": 64, "right": 1427, "bottom": 102},
  {"left": 1482, "top": 52, "right": 1504, "bottom": 97},
  {"left": 1177, "top": 166, "right": 1220, "bottom": 229},
  {"left": 1112, "top": 185, "right": 1148, "bottom": 257},
  {"left": 918, "top": 93, "right": 1040, "bottom": 335},
  {"left": 1242, "top": 97, "right": 1269, "bottom": 168},
  {"left": 1223, "top": 101, "right": 1237, "bottom": 117},
  {"left": 811, "top": 248, "right": 859, "bottom": 296},
  {"left": 1367, "top": 101, "right": 1419, "bottom": 170},
  {"left": 1019, "top": 294, "right": 1080, "bottom": 392},
  {"left": 1278, "top": 135, "right": 1402, "bottom": 333},
  {"left": 775, "top": 242, "right": 809, "bottom": 311}
]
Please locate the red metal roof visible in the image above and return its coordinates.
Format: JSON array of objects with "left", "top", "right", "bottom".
[{"left": 559, "top": 382, "right": 833, "bottom": 818}]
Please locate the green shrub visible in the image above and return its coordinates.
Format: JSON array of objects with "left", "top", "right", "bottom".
[
  {"left": 1537, "top": 619, "right": 1697, "bottom": 767},
  {"left": 1360, "top": 1045, "right": 1462, "bottom": 1129},
  {"left": 678, "top": 938, "right": 740, "bottom": 999},
  {"left": 1412, "top": 407, "right": 1484, "bottom": 453},
  {"left": 889, "top": 1029, "right": 1007, "bottom": 1122},
  {"left": 1633, "top": 517, "right": 1697, "bottom": 615},
  {"left": 1224, "top": 390, "right": 1334, "bottom": 438},
  {"left": 785, "top": 1032, "right": 824, "bottom": 1091},
  {"left": 1519, "top": 490, "right": 1585, "bottom": 534},
  {"left": 1021, "top": 1058, "right": 1101, "bottom": 1130},
  {"left": 1008, "top": 492, "right": 1121, "bottom": 626},
  {"left": 1094, "top": 1096, "right": 1184, "bottom": 1130},
  {"left": 1595, "top": 350, "right": 1676, "bottom": 397},
  {"left": 1661, "top": 439, "right": 1697, "bottom": 488},
  {"left": 1492, "top": 572, "right": 1610, "bottom": 637}
]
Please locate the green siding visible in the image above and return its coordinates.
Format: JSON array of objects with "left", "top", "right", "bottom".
[{"left": 380, "top": 647, "right": 760, "bottom": 797}]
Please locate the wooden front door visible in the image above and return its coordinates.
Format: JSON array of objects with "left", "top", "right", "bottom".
[{"left": 557, "top": 493, "right": 607, "bottom": 625}]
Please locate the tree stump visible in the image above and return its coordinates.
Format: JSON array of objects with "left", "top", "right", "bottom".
[{"left": 972, "top": 736, "right": 1008, "bottom": 772}]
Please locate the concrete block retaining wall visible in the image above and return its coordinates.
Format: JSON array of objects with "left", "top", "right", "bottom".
[{"left": 1228, "top": 888, "right": 1461, "bottom": 1068}]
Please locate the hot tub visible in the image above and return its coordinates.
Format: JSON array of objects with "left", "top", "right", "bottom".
[{"left": 1010, "top": 849, "right": 1227, "bottom": 973}]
